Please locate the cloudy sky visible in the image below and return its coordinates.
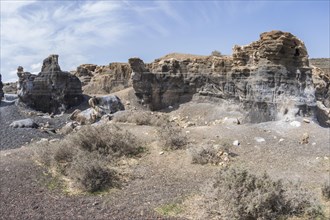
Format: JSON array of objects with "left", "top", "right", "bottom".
[{"left": 1, "top": 0, "right": 329, "bottom": 82}]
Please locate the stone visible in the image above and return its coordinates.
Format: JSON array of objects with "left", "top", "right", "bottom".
[
  {"left": 290, "top": 121, "right": 301, "bottom": 127},
  {"left": 233, "top": 140, "right": 240, "bottom": 146},
  {"left": 17, "top": 55, "right": 83, "bottom": 113},
  {"left": 71, "top": 95, "right": 124, "bottom": 124},
  {"left": 254, "top": 137, "right": 266, "bottom": 143},
  {"left": 129, "top": 31, "right": 321, "bottom": 123},
  {"left": 9, "top": 119, "right": 38, "bottom": 128},
  {"left": 303, "top": 118, "right": 310, "bottom": 123},
  {"left": 59, "top": 122, "right": 78, "bottom": 135},
  {"left": 0, "top": 74, "right": 4, "bottom": 100},
  {"left": 300, "top": 132, "right": 309, "bottom": 144},
  {"left": 316, "top": 101, "right": 330, "bottom": 127}
]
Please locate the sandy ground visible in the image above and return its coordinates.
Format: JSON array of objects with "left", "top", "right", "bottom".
[{"left": 1, "top": 92, "right": 329, "bottom": 219}]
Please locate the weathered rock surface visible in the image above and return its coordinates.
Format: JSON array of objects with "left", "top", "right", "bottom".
[
  {"left": 17, "top": 55, "right": 83, "bottom": 113},
  {"left": 0, "top": 74, "right": 4, "bottom": 100},
  {"left": 72, "top": 62, "right": 132, "bottom": 94},
  {"left": 70, "top": 95, "right": 124, "bottom": 124},
  {"left": 129, "top": 31, "right": 323, "bottom": 123},
  {"left": 9, "top": 119, "right": 38, "bottom": 128}
]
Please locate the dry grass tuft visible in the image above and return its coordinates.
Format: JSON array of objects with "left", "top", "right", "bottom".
[
  {"left": 189, "top": 141, "right": 232, "bottom": 165},
  {"left": 34, "top": 124, "right": 143, "bottom": 193},
  {"left": 203, "top": 168, "right": 324, "bottom": 220},
  {"left": 159, "top": 124, "right": 187, "bottom": 150}
]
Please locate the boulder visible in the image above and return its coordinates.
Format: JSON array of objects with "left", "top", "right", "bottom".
[
  {"left": 70, "top": 95, "right": 124, "bottom": 124},
  {"left": 0, "top": 74, "right": 4, "bottom": 100},
  {"left": 129, "top": 30, "right": 318, "bottom": 123},
  {"left": 17, "top": 55, "right": 83, "bottom": 113},
  {"left": 316, "top": 101, "right": 330, "bottom": 127},
  {"left": 9, "top": 119, "right": 38, "bottom": 128}
]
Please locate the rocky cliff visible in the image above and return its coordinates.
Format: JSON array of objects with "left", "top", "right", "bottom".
[
  {"left": 72, "top": 62, "right": 132, "bottom": 95},
  {"left": 130, "top": 31, "right": 327, "bottom": 124},
  {"left": 0, "top": 74, "right": 4, "bottom": 100},
  {"left": 17, "top": 55, "right": 83, "bottom": 113}
]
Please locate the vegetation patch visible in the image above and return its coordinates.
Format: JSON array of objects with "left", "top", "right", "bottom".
[
  {"left": 159, "top": 124, "right": 188, "bottom": 150},
  {"left": 322, "top": 181, "right": 330, "bottom": 201},
  {"left": 34, "top": 124, "right": 144, "bottom": 193},
  {"left": 189, "top": 141, "right": 232, "bottom": 166},
  {"left": 155, "top": 203, "right": 183, "bottom": 217},
  {"left": 113, "top": 110, "right": 168, "bottom": 126},
  {"left": 203, "top": 168, "right": 324, "bottom": 220}
]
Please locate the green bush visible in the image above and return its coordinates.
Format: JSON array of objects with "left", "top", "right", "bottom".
[
  {"left": 211, "top": 50, "right": 222, "bottom": 57},
  {"left": 204, "top": 168, "right": 324, "bottom": 220}
]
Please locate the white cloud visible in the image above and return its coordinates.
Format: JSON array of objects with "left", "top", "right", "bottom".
[
  {"left": 30, "top": 63, "right": 41, "bottom": 71},
  {"left": 0, "top": 1, "right": 132, "bottom": 82}
]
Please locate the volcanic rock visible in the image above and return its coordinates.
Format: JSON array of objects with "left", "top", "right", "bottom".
[
  {"left": 17, "top": 55, "right": 83, "bottom": 113},
  {"left": 0, "top": 74, "right": 4, "bottom": 100},
  {"left": 129, "top": 30, "right": 319, "bottom": 123}
]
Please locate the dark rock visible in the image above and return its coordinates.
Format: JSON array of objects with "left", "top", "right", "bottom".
[
  {"left": 0, "top": 74, "right": 4, "bottom": 100},
  {"left": 17, "top": 55, "right": 83, "bottom": 113}
]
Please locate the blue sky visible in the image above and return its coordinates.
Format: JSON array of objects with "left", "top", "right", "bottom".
[{"left": 1, "top": 0, "right": 329, "bottom": 82}]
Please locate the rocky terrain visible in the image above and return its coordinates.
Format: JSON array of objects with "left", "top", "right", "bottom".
[
  {"left": 129, "top": 31, "right": 323, "bottom": 123},
  {"left": 72, "top": 62, "right": 132, "bottom": 95},
  {"left": 0, "top": 74, "right": 4, "bottom": 100},
  {"left": 17, "top": 55, "right": 83, "bottom": 113},
  {"left": 0, "top": 30, "right": 329, "bottom": 219}
]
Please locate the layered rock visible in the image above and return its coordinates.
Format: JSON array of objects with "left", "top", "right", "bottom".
[
  {"left": 130, "top": 31, "right": 320, "bottom": 123},
  {"left": 0, "top": 74, "right": 4, "bottom": 100},
  {"left": 17, "top": 55, "right": 83, "bottom": 113},
  {"left": 72, "top": 62, "right": 132, "bottom": 94}
]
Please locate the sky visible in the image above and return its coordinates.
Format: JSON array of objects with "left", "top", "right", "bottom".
[{"left": 0, "top": 0, "right": 329, "bottom": 82}]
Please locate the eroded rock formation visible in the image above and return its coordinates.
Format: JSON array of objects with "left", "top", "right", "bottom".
[
  {"left": 72, "top": 62, "right": 132, "bottom": 94},
  {"left": 17, "top": 55, "right": 83, "bottom": 113},
  {"left": 0, "top": 74, "right": 4, "bottom": 100},
  {"left": 130, "top": 31, "right": 325, "bottom": 123}
]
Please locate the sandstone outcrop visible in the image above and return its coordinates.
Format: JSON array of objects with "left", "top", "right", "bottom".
[
  {"left": 0, "top": 74, "right": 4, "bottom": 100},
  {"left": 72, "top": 62, "right": 132, "bottom": 94},
  {"left": 130, "top": 31, "right": 319, "bottom": 123},
  {"left": 17, "top": 55, "right": 83, "bottom": 113}
]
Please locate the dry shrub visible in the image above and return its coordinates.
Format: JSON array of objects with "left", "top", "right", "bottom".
[
  {"left": 321, "top": 181, "right": 330, "bottom": 201},
  {"left": 159, "top": 124, "right": 187, "bottom": 150},
  {"left": 69, "top": 153, "right": 117, "bottom": 192},
  {"left": 34, "top": 124, "right": 143, "bottom": 192},
  {"left": 190, "top": 143, "right": 231, "bottom": 165},
  {"left": 113, "top": 110, "right": 168, "bottom": 126},
  {"left": 204, "top": 168, "right": 324, "bottom": 220},
  {"left": 70, "top": 124, "right": 141, "bottom": 159}
]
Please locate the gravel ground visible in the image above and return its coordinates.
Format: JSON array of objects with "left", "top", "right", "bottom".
[
  {"left": 1, "top": 99, "right": 329, "bottom": 219},
  {"left": 0, "top": 102, "right": 68, "bottom": 150}
]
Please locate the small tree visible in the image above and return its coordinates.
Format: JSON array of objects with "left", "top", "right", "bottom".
[{"left": 211, "top": 50, "right": 222, "bottom": 57}]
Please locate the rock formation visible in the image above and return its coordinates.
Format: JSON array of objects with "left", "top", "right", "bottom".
[
  {"left": 17, "top": 55, "right": 83, "bottom": 113},
  {"left": 72, "top": 62, "right": 132, "bottom": 94},
  {"left": 0, "top": 74, "right": 4, "bottom": 100},
  {"left": 129, "top": 31, "right": 324, "bottom": 123},
  {"left": 70, "top": 95, "right": 124, "bottom": 124}
]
